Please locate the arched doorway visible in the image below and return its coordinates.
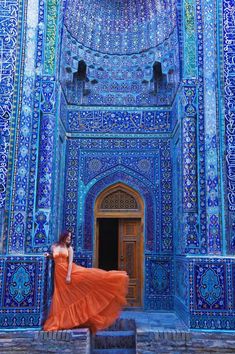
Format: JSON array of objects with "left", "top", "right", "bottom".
[{"left": 94, "top": 183, "right": 144, "bottom": 307}]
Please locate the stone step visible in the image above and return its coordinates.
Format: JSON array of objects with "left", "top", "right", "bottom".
[
  {"left": 96, "top": 330, "right": 135, "bottom": 336},
  {"left": 92, "top": 350, "right": 136, "bottom": 354},
  {"left": 94, "top": 330, "right": 136, "bottom": 349},
  {"left": 106, "top": 319, "right": 136, "bottom": 331}
]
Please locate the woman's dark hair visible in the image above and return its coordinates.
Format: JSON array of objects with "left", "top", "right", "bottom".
[{"left": 57, "top": 230, "right": 72, "bottom": 248}]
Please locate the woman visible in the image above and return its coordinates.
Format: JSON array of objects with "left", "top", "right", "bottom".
[{"left": 43, "top": 231, "right": 129, "bottom": 333}]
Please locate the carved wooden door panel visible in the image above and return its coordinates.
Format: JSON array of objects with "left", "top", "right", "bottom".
[{"left": 119, "top": 219, "right": 142, "bottom": 307}]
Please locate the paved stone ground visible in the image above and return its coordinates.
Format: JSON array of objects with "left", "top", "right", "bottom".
[
  {"left": 1, "top": 312, "right": 235, "bottom": 353},
  {"left": 120, "top": 311, "right": 235, "bottom": 354},
  {"left": 121, "top": 311, "right": 187, "bottom": 331}
]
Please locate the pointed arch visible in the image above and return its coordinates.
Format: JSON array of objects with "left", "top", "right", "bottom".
[
  {"left": 83, "top": 171, "right": 156, "bottom": 252},
  {"left": 95, "top": 183, "right": 144, "bottom": 217}
]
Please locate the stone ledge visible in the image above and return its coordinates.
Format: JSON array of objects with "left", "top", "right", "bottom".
[
  {"left": 35, "top": 328, "right": 89, "bottom": 341},
  {"left": 136, "top": 330, "right": 235, "bottom": 354},
  {"left": 0, "top": 329, "right": 91, "bottom": 354},
  {"left": 137, "top": 329, "right": 192, "bottom": 341}
]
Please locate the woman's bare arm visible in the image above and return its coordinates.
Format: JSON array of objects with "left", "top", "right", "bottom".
[
  {"left": 44, "top": 244, "right": 55, "bottom": 259},
  {"left": 66, "top": 246, "right": 74, "bottom": 284}
]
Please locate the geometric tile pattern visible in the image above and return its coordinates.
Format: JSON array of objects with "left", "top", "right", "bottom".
[
  {"left": 64, "top": 0, "right": 177, "bottom": 54},
  {"left": 0, "top": 0, "right": 23, "bottom": 211},
  {"left": 174, "top": 257, "right": 189, "bottom": 324},
  {"left": 181, "top": 83, "right": 199, "bottom": 253},
  {"left": 196, "top": 0, "right": 207, "bottom": 255},
  {"left": 0, "top": 256, "right": 46, "bottom": 328},
  {"left": 203, "top": 0, "right": 221, "bottom": 254},
  {"left": 60, "top": 22, "right": 179, "bottom": 106},
  {"left": 223, "top": 0, "right": 235, "bottom": 253},
  {"left": 189, "top": 258, "right": 235, "bottom": 330},
  {"left": 3, "top": 262, "right": 37, "bottom": 307},
  {"left": 145, "top": 255, "right": 173, "bottom": 310},
  {"left": 67, "top": 109, "right": 172, "bottom": 133},
  {"left": 183, "top": 0, "right": 197, "bottom": 78},
  {"left": 6, "top": 0, "right": 42, "bottom": 254},
  {"left": 175, "top": 259, "right": 188, "bottom": 307},
  {"left": 175, "top": 257, "right": 235, "bottom": 330},
  {"left": 63, "top": 138, "right": 173, "bottom": 256},
  {"left": 194, "top": 263, "right": 226, "bottom": 310},
  {"left": 0, "top": 0, "right": 233, "bottom": 331}
]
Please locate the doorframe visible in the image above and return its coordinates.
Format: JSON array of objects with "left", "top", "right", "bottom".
[{"left": 93, "top": 183, "right": 144, "bottom": 307}]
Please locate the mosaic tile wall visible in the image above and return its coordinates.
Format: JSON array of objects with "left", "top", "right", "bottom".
[
  {"left": 223, "top": 0, "right": 235, "bottom": 253},
  {"left": 62, "top": 136, "right": 174, "bottom": 310},
  {"left": 0, "top": 0, "right": 66, "bottom": 328},
  {"left": 173, "top": 0, "right": 228, "bottom": 329},
  {"left": 145, "top": 255, "right": 174, "bottom": 310},
  {"left": 0, "top": 0, "right": 24, "bottom": 242},
  {"left": 63, "top": 137, "right": 172, "bottom": 252},
  {"left": 0, "top": 0, "right": 233, "bottom": 330},
  {"left": 66, "top": 108, "right": 173, "bottom": 133},
  {"left": 0, "top": 255, "right": 50, "bottom": 328},
  {"left": 174, "top": 257, "right": 189, "bottom": 325},
  {"left": 175, "top": 255, "right": 235, "bottom": 331}
]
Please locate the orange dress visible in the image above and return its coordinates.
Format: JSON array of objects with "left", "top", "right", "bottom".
[{"left": 43, "top": 250, "right": 129, "bottom": 333}]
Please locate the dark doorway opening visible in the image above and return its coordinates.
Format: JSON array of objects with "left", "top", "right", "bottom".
[{"left": 98, "top": 218, "right": 118, "bottom": 271}]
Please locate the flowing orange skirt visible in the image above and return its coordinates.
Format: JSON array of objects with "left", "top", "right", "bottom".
[{"left": 43, "top": 255, "right": 129, "bottom": 333}]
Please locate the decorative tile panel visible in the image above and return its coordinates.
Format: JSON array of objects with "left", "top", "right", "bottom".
[
  {"left": 189, "top": 258, "right": 235, "bottom": 330},
  {"left": 80, "top": 151, "right": 156, "bottom": 185},
  {"left": 194, "top": 263, "right": 226, "bottom": 310},
  {"left": 7, "top": 0, "right": 40, "bottom": 253},
  {"left": 67, "top": 109, "right": 172, "bottom": 133},
  {"left": 0, "top": 256, "right": 47, "bottom": 328},
  {"left": 0, "top": 0, "right": 23, "bottom": 210},
  {"left": 145, "top": 255, "right": 173, "bottom": 310},
  {"left": 4, "top": 262, "right": 37, "bottom": 307},
  {"left": 223, "top": 0, "right": 235, "bottom": 253},
  {"left": 44, "top": 0, "right": 59, "bottom": 75},
  {"left": 63, "top": 137, "right": 173, "bottom": 256},
  {"left": 203, "top": 0, "right": 221, "bottom": 254},
  {"left": 175, "top": 259, "right": 189, "bottom": 307},
  {"left": 183, "top": 0, "right": 197, "bottom": 77},
  {"left": 196, "top": 0, "right": 207, "bottom": 254}
]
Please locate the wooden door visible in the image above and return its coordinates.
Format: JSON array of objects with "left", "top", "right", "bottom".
[{"left": 119, "top": 219, "right": 142, "bottom": 307}]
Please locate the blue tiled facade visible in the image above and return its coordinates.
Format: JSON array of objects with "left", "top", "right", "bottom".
[{"left": 0, "top": 0, "right": 234, "bottom": 330}]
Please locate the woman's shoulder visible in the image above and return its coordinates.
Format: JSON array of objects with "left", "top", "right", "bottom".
[{"left": 51, "top": 243, "right": 58, "bottom": 251}]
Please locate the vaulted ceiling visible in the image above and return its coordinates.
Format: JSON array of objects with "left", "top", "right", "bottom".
[{"left": 64, "top": 0, "right": 177, "bottom": 54}]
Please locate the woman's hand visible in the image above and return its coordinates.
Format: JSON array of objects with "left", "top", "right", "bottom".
[
  {"left": 65, "top": 275, "right": 71, "bottom": 284},
  {"left": 44, "top": 252, "right": 53, "bottom": 259}
]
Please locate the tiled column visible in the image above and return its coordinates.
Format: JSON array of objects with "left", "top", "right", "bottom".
[
  {"left": 181, "top": 82, "right": 199, "bottom": 253},
  {"left": 0, "top": 1, "right": 23, "bottom": 246},
  {"left": 223, "top": 0, "right": 235, "bottom": 253},
  {"left": 0, "top": 0, "right": 62, "bottom": 329},
  {"left": 202, "top": 0, "right": 222, "bottom": 254}
]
